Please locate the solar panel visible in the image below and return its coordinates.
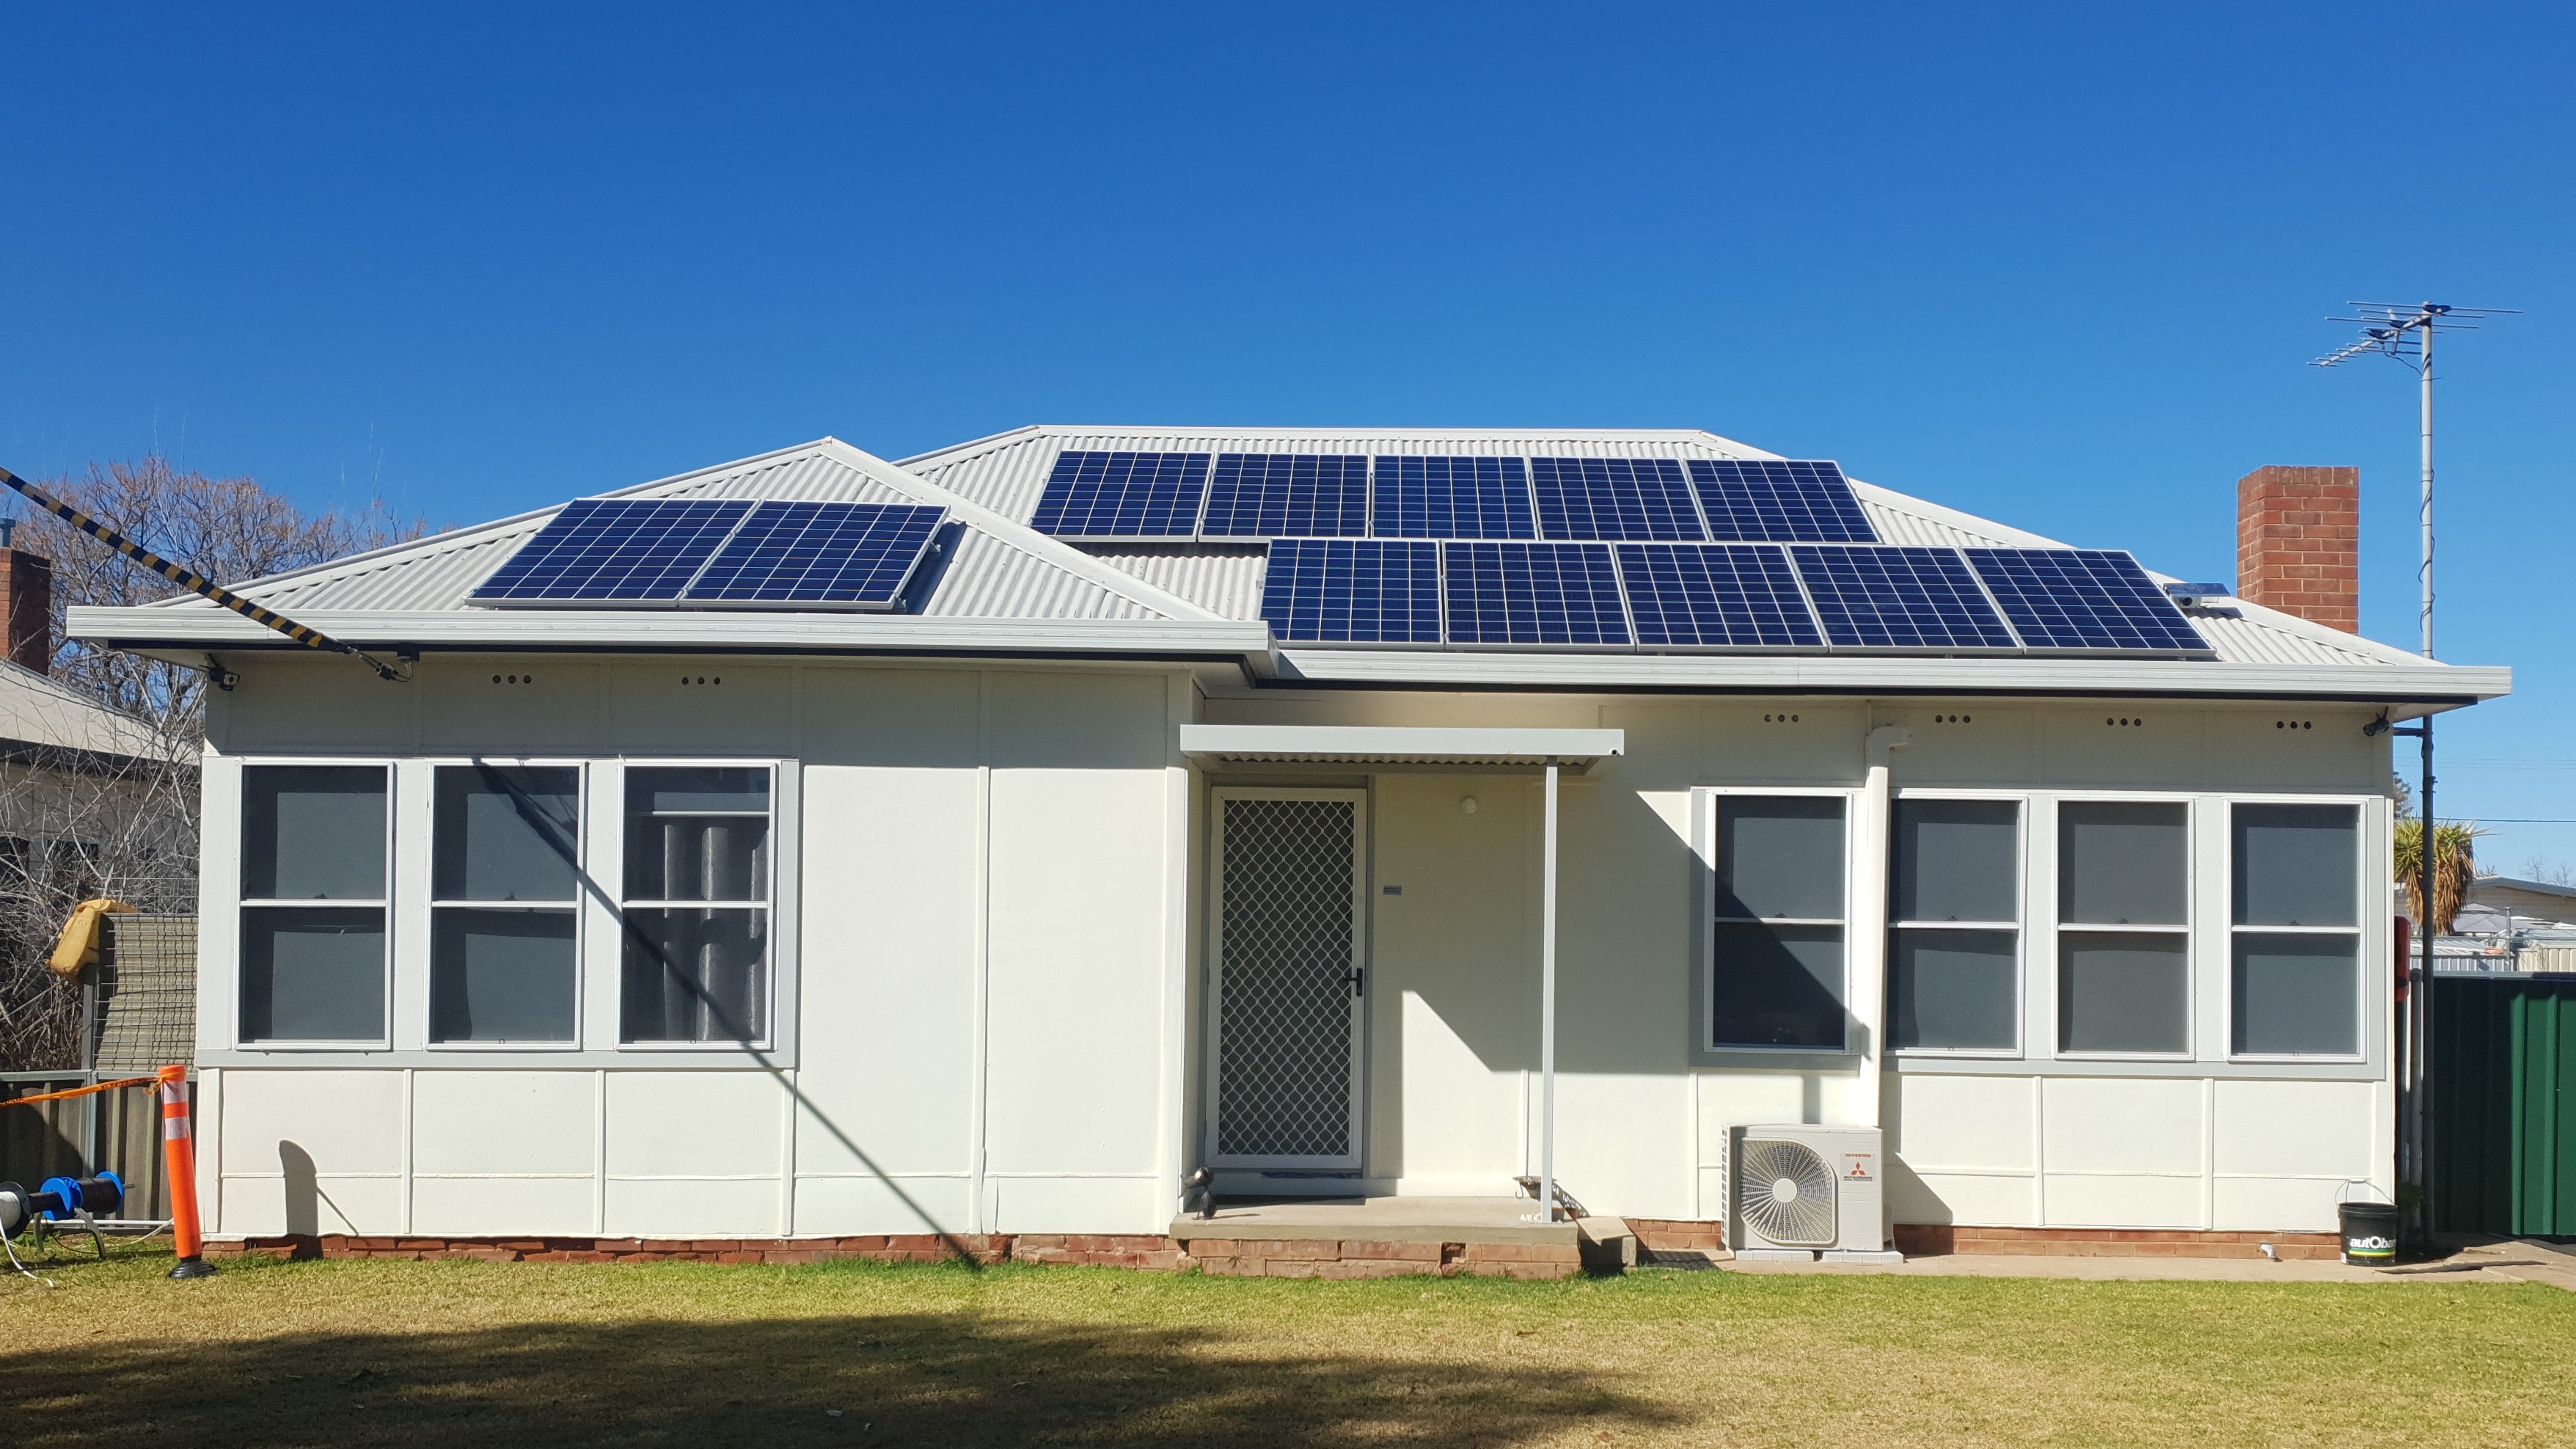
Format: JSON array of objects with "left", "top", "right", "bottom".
[
  {"left": 1616, "top": 544, "right": 1823, "bottom": 648},
  {"left": 1028, "top": 450, "right": 1211, "bottom": 539},
  {"left": 1687, "top": 459, "right": 1878, "bottom": 543},
  {"left": 471, "top": 499, "right": 753, "bottom": 602},
  {"left": 1369, "top": 456, "right": 1537, "bottom": 539},
  {"left": 686, "top": 502, "right": 945, "bottom": 609},
  {"left": 1790, "top": 546, "right": 2018, "bottom": 649},
  {"left": 1530, "top": 457, "right": 1705, "bottom": 541},
  {"left": 1260, "top": 539, "right": 1441, "bottom": 644},
  {"left": 1443, "top": 541, "right": 1631, "bottom": 646},
  {"left": 1964, "top": 548, "right": 2211, "bottom": 653},
  {"left": 1200, "top": 454, "right": 1369, "bottom": 539}
]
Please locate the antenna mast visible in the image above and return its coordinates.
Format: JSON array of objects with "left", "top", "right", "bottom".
[{"left": 2314, "top": 299, "right": 2514, "bottom": 1258}]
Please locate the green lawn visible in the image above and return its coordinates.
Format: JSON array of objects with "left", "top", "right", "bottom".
[{"left": 6, "top": 1240, "right": 2574, "bottom": 1446}]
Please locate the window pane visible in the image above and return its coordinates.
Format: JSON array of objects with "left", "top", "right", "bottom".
[
  {"left": 629, "top": 767, "right": 768, "bottom": 814},
  {"left": 2058, "top": 802, "right": 2186, "bottom": 925},
  {"left": 1891, "top": 929, "right": 2018, "bottom": 1050},
  {"left": 2057, "top": 931, "right": 2188, "bottom": 1054},
  {"left": 434, "top": 765, "right": 580, "bottom": 902},
  {"left": 240, "top": 906, "right": 385, "bottom": 1041},
  {"left": 1711, "top": 921, "right": 1845, "bottom": 1049},
  {"left": 2232, "top": 934, "right": 2360, "bottom": 1055},
  {"left": 626, "top": 769, "right": 771, "bottom": 902},
  {"left": 621, "top": 908, "right": 767, "bottom": 1042},
  {"left": 1894, "top": 800, "right": 2019, "bottom": 922},
  {"left": 2233, "top": 804, "right": 2357, "bottom": 927},
  {"left": 242, "top": 766, "right": 386, "bottom": 899},
  {"left": 1716, "top": 797, "right": 1845, "bottom": 920},
  {"left": 431, "top": 909, "right": 577, "bottom": 1043}
]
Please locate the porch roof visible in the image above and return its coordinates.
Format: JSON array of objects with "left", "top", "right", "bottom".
[{"left": 1177, "top": 724, "right": 1622, "bottom": 770}]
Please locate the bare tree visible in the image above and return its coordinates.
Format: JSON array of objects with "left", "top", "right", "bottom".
[{"left": 0, "top": 456, "right": 427, "bottom": 1069}]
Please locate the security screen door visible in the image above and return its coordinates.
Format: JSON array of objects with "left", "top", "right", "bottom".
[{"left": 1210, "top": 789, "right": 1366, "bottom": 1169}]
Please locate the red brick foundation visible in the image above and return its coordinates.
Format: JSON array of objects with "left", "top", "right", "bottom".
[
  {"left": 1622, "top": 1217, "right": 1727, "bottom": 1263},
  {"left": 201, "top": 1230, "right": 1574, "bottom": 1275},
  {"left": 1895, "top": 1224, "right": 2343, "bottom": 1260}
]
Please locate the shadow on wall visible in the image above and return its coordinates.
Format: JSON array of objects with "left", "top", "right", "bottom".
[{"left": 3, "top": 1310, "right": 1678, "bottom": 1448}]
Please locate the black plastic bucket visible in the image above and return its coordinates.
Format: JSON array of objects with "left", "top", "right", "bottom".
[{"left": 2338, "top": 1201, "right": 2401, "bottom": 1266}]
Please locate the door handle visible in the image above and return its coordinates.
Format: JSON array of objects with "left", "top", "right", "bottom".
[{"left": 1347, "top": 966, "right": 1365, "bottom": 998}]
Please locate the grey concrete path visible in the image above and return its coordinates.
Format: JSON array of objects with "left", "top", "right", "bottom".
[{"left": 1697, "top": 1236, "right": 2576, "bottom": 1288}]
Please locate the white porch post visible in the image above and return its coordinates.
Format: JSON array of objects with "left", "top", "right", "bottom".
[
  {"left": 1854, "top": 724, "right": 1910, "bottom": 1128},
  {"left": 1540, "top": 758, "right": 1560, "bottom": 1222}
]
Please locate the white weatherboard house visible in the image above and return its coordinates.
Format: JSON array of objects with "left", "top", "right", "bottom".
[{"left": 69, "top": 430, "right": 2507, "bottom": 1269}]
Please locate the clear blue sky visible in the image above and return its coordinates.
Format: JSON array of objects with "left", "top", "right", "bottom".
[{"left": 6, "top": 4, "right": 2572, "bottom": 866}]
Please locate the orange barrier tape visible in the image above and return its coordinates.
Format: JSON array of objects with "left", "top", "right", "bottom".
[{"left": 1, "top": 1075, "right": 155, "bottom": 1108}]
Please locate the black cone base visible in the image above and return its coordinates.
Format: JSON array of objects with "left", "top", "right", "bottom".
[{"left": 169, "top": 1255, "right": 219, "bottom": 1280}]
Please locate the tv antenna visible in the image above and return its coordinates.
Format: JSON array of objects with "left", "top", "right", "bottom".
[
  {"left": 2311, "top": 300, "right": 2515, "bottom": 659},
  {"left": 2316, "top": 299, "right": 2514, "bottom": 1258}
]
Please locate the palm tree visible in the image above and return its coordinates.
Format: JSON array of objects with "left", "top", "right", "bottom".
[{"left": 2393, "top": 819, "right": 2485, "bottom": 935}]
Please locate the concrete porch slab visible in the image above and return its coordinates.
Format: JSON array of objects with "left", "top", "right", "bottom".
[{"left": 1170, "top": 1195, "right": 1579, "bottom": 1247}]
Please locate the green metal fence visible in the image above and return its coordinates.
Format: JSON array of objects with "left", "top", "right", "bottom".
[{"left": 2434, "top": 974, "right": 2576, "bottom": 1238}]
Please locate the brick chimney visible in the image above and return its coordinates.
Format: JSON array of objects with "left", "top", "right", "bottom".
[
  {"left": 2236, "top": 465, "right": 2358, "bottom": 633},
  {"left": 0, "top": 522, "right": 54, "bottom": 674}
]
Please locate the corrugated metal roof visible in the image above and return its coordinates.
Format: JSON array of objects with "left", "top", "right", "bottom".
[
  {"left": 1082, "top": 546, "right": 1268, "bottom": 620},
  {"left": 117, "top": 425, "right": 2500, "bottom": 688},
  {"left": 189, "top": 439, "right": 1202, "bottom": 624}
]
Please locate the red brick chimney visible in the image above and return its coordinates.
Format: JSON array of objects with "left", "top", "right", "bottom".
[
  {"left": 0, "top": 525, "right": 54, "bottom": 674},
  {"left": 2236, "top": 465, "right": 2358, "bottom": 633}
]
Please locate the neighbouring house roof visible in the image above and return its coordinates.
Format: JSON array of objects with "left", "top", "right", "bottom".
[
  {"left": 63, "top": 428, "right": 2511, "bottom": 705},
  {"left": 0, "top": 659, "right": 170, "bottom": 762}
]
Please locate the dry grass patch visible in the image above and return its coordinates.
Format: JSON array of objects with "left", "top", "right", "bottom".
[{"left": 4, "top": 1239, "right": 2573, "bottom": 1445}]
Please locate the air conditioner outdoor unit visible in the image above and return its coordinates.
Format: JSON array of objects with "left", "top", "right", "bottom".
[{"left": 1728, "top": 1124, "right": 1900, "bottom": 1263}]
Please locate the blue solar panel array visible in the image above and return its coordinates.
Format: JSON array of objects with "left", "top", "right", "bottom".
[
  {"left": 1370, "top": 456, "right": 1535, "bottom": 539},
  {"left": 1617, "top": 543, "right": 1822, "bottom": 648},
  {"left": 1530, "top": 458, "right": 1704, "bottom": 541},
  {"left": 1022, "top": 448, "right": 1878, "bottom": 544},
  {"left": 1443, "top": 542, "right": 1632, "bottom": 646},
  {"left": 472, "top": 499, "right": 759, "bottom": 602},
  {"left": 471, "top": 497, "right": 945, "bottom": 610},
  {"left": 1260, "top": 539, "right": 1441, "bottom": 644},
  {"left": 1201, "top": 454, "right": 1369, "bottom": 539},
  {"left": 1965, "top": 548, "right": 2209, "bottom": 652},
  {"left": 1255, "top": 539, "right": 2209, "bottom": 654},
  {"left": 689, "top": 502, "right": 945, "bottom": 607},
  {"left": 1790, "top": 545, "right": 2019, "bottom": 650},
  {"left": 1028, "top": 451, "right": 1212, "bottom": 539},
  {"left": 1688, "top": 460, "right": 1878, "bottom": 543}
]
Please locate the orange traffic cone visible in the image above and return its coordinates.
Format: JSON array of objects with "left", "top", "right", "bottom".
[{"left": 158, "top": 1065, "right": 216, "bottom": 1280}]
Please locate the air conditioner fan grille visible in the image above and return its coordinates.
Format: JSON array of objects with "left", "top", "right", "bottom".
[{"left": 1736, "top": 1136, "right": 1837, "bottom": 1247}]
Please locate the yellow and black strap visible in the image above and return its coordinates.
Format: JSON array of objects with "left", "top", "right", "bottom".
[{"left": 0, "top": 465, "right": 409, "bottom": 682}]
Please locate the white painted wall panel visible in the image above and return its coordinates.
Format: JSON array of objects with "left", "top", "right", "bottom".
[
  {"left": 1553, "top": 1073, "right": 1690, "bottom": 1220},
  {"left": 605, "top": 662, "right": 793, "bottom": 754},
  {"left": 605, "top": 1072, "right": 785, "bottom": 1178},
  {"left": 794, "top": 1175, "right": 974, "bottom": 1236},
  {"left": 410, "top": 1070, "right": 595, "bottom": 1176},
  {"left": 412, "top": 1177, "right": 595, "bottom": 1236},
  {"left": 1892, "top": 1074, "right": 2038, "bottom": 1172},
  {"left": 792, "top": 766, "right": 980, "bottom": 1183},
  {"left": 2041, "top": 1077, "right": 2205, "bottom": 1174},
  {"left": 605, "top": 1177, "right": 781, "bottom": 1236},
  {"left": 2211, "top": 1177, "right": 2344, "bottom": 1233},
  {"left": 1394, "top": 990, "right": 1521, "bottom": 1189},
  {"left": 981, "top": 767, "right": 1167, "bottom": 1181},
  {"left": 2213, "top": 1079, "right": 2376, "bottom": 1180},
  {"left": 222, "top": 1069, "right": 406, "bottom": 1175},
  {"left": 987, "top": 1175, "right": 1163, "bottom": 1233},
  {"left": 420, "top": 660, "right": 601, "bottom": 753},
  {"left": 2043, "top": 1173, "right": 2204, "bottom": 1227},
  {"left": 1906, "top": 1172, "right": 2040, "bottom": 1226},
  {"left": 219, "top": 1175, "right": 402, "bottom": 1236}
]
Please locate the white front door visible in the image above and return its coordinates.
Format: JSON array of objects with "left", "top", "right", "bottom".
[{"left": 1209, "top": 789, "right": 1366, "bottom": 1170}]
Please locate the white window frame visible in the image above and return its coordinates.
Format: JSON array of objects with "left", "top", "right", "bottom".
[
  {"left": 1887, "top": 787, "right": 2028, "bottom": 1061},
  {"left": 608, "top": 756, "right": 785, "bottom": 1051},
  {"left": 2223, "top": 794, "right": 2371, "bottom": 1064},
  {"left": 230, "top": 756, "right": 399, "bottom": 1052},
  {"left": 2049, "top": 792, "right": 2196, "bottom": 1062},
  {"left": 1697, "top": 784, "right": 1861, "bottom": 1056},
  {"left": 420, "top": 756, "right": 590, "bottom": 1053}
]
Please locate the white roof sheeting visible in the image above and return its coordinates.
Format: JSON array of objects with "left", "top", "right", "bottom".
[{"left": 63, "top": 426, "right": 2509, "bottom": 702}]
